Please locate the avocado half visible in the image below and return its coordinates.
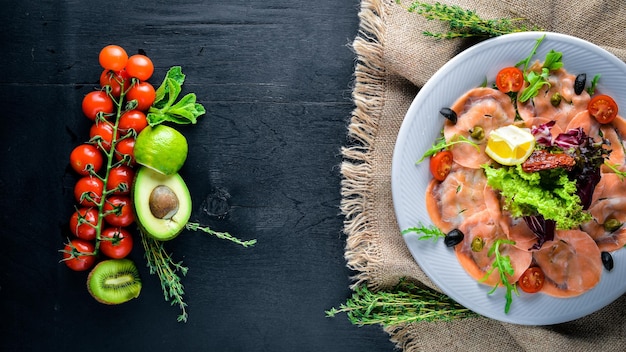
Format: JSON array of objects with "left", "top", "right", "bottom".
[{"left": 133, "top": 166, "right": 192, "bottom": 241}]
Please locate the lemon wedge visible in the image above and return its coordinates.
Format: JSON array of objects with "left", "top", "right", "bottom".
[{"left": 485, "top": 125, "right": 535, "bottom": 166}]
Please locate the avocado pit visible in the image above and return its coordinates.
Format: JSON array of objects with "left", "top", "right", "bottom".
[{"left": 149, "top": 185, "right": 179, "bottom": 220}]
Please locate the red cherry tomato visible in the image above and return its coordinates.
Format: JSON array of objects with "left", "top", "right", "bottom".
[
  {"left": 588, "top": 94, "right": 618, "bottom": 124},
  {"left": 126, "top": 54, "right": 154, "bottom": 81},
  {"left": 89, "top": 122, "right": 115, "bottom": 151},
  {"left": 99, "top": 69, "right": 130, "bottom": 97},
  {"left": 118, "top": 110, "right": 148, "bottom": 134},
  {"left": 74, "top": 176, "right": 104, "bottom": 207},
  {"left": 429, "top": 150, "right": 453, "bottom": 181},
  {"left": 103, "top": 196, "right": 135, "bottom": 227},
  {"left": 495, "top": 67, "right": 524, "bottom": 93},
  {"left": 126, "top": 81, "right": 156, "bottom": 111},
  {"left": 69, "top": 207, "right": 99, "bottom": 240},
  {"left": 518, "top": 266, "right": 545, "bottom": 294},
  {"left": 114, "top": 137, "right": 136, "bottom": 165},
  {"left": 69, "top": 144, "right": 103, "bottom": 176},
  {"left": 99, "top": 45, "right": 128, "bottom": 71},
  {"left": 100, "top": 227, "right": 133, "bottom": 259},
  {"left": 62, "top": 239, "right": 96, "bottom": 271},
  {"left": 82, "top": 91, "right": 114, "bottom": 120},
  {"left": 106, "top": 165, "right": 135, "bottom": 195}
]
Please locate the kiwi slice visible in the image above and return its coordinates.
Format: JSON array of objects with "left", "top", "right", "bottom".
[{"left": 87, "top": 259, "right": 142, "bottom": 305}]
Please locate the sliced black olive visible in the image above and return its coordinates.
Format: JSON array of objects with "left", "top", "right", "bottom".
[
  {"left": 601, "top": 251, "right": 614, "bottom": 271},
  {"left": 444, "top": 229, "right": 464, "bottom": 247},
  {"left": 440, "top": 107, "right": 457, "bottom": 124},
  {"left": 574, "top": 73, "right": 586, "bottom": 95}
]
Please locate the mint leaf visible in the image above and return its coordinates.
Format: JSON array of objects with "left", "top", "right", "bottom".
[{"left": 147, "top": 66, "right": 206, "bottom": 126}]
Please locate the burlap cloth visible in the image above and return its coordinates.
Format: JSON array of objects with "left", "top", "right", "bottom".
[{"left": 341, "top": 0, "right": 626, "bottom": 350}]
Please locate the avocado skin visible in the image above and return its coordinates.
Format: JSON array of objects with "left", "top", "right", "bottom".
[{"left": 132, "top": 167, "right": 192, "bottom": 241}]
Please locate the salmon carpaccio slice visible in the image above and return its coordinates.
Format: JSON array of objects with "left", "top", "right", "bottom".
[
  {"left": 444, "top": 87, "right": 516, "bottom": 169},
  {"left": 533, "top": 229, "right": 602, "bottom": 298},
  {"left": 581, "top": 172, "right": 626, "bottom": 252}
]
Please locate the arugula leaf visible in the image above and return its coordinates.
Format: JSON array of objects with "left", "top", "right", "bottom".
[
  {"left": 417, "top": 134, "right": 479, "bottom": 163},
  {"left": 147, "top": 66, "right": 206, "bottom": 126},
  {"left": 479, "top": 239, "right": 518, "bottom": 313},
  {"left": 587, "top": 74, "right": 601, "bottom": 96},
  {"left": 515, "top": 34, "right": 545, "bottom": 71},
  {"left": 402, "top": 223, "right": 446, "bottom": 242}
]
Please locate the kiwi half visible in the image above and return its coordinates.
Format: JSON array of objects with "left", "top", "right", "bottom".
[{"left": 87, "top": 259, "right": 142, "bottom": 305}]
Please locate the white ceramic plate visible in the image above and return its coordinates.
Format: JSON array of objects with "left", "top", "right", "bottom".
[{"left": 391, "top": 32, "right": 626, "bottom": 325}]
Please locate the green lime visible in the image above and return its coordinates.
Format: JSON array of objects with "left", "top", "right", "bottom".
[{"left": 134, "top": 125, "right": 188, "bottom": 175}]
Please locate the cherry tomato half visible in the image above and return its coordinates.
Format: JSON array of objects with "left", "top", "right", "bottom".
[
  {"left": 430, "top": 150, "right": 453, "bottom": 181},
  {"left": 118, "top": 110, "right": 148, "bottom": 134},
  {"left": 69, "top": 144, "right": 103, "bottom": 176},
  {"left": 74, "top": 176, "right": 104, "bottom": 207},
  {"left": 588, "top": 94, "right": 618, "bottom": 124},
  {"left": 495, "top": 66, "right": 524, "bottom": 93},
  {"left": 518, "top": 266, "right": 545, "bottom": 294},
  {"left": 62, "top": 239, "right": 96, "bottom": 271},
  {"left": 99, "top": 45, "right": 128, "bottom": 71},
  {"left": 99, "top": 69, "right": 130, "bottom": 97},
  {"left": 89, "top": 122, "right": 115, "bottom": 152},
  {"left": 114, "top": 137, "right": 136, "bottom": 165},
  {"left": 106, "top": 165, "right": 135, "bottom": 195},
  {"left": 100, "top": 227, "right": 133, "bottom": 259},
  {"left": 103, "top": 196, "right": 135, "bottom": 227},
  {"left": 69, "top": 207, "right": 99, "bottom": 240},
  {"left": 82, "top": 91, "right": 114, "bottom": 120},
  {"left": 126, "top": 81, "right": 156, "bottom": 111},
  {"left": 126, "top": 54, "right": 154, "bottom": 81}
]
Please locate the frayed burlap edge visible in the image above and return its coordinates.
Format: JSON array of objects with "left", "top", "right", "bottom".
[{"left": 341, "top": 0, "right": 387, "bottom": 291}]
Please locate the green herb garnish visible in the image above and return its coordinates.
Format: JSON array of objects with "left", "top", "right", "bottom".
[
  {"left": 587, "top": 74, "right": 601, "bottom": 95},
  {"left": 147, "top": 66, "right": 206, "bottom": 126},
  {"left": 402, "top": 223, "right": 446, "bottom": 242},
  {"left": 479, "top": 239, "right": 518, "bottom": 313},
  {"left": 417, "top": 134, "right": 478, "bottom": 163},
  {"left": 516, "top": 35, "right": 564, "bottom": 102}
]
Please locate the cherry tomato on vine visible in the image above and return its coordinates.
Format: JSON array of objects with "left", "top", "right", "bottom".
[
  {"left": 99, "top": 69, "right": 130, "bottom": 97},
  {"left": 118, "top": 110, "right": 148, "bottom": 134},
  {"left": 126, "top": 54, "right": 154, "bottom": 81},
  {"left": 429, "top": 150, "right": 453, "bottom": 181},
  {"left": 114, "top": 137, "right": 136, "bottom": 165},
  {"left": 495, "top": 67, "right": 524, "bottom": 93},
  {"left": 100, "top": 227, "right": 133, "bottom": 259},
  {"left": 62, "top": 239, "right": 96, "bottom": 271},
  {"left": 99, "top": 45, "right": 128, "bottom": 71},
  {"left": 69, "top": 207, "right": 99, "bottom": 240},
  {"left": 69, "top": 144, "right": 103, "bottom": 176},
  {"left": 518, "top": 266, "right": 545, "bottom": 293},
  {"left": 126, "top": 81, "right": 156, "bottom": 111},
  {"left": 588, "top": 94, "right": 618, "bottom": 124},
  {"left": 82, "top": 91, "right": 114, "bottom": 120},
  {"left": 89, "top": 122, "right": 115, "bottom": 151},
  {"left": 103, "top": 196, "right": 135, "bottom": 227},
  {"left": 106, "top": 165, "right": 135, "bottom": 195},
  {"left": 74, "top": 176, "right": 104, "bottom": 207}
]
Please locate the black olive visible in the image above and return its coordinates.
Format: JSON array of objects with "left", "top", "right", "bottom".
[
  {"left": 574, "top": 73, "right": 586, "bottom": 95},
  {"left": 440, "top": 107, "right": 457, "bottom": 124},
  {"left": 444, "top": 229, "right": 464, "bottom": 247},
  {"left": 601, "top": 251, "right": 614, "bottom": 271}
]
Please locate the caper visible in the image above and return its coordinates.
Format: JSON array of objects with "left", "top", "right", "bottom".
[
  {"left": 444, "top": 229, "right": 464, "bottom": 247},
  {"left": 603, "top": 218, "right": 622, "bottom": 232},
  {"left": 469, "top": 126, "right": 485, "bottom": 141},
  {"left": 550, "top": 92, "right": 562, "bottom": 107},
  {"left": 471, "top": 237, "right": 484, "bottom": 252},
  {"left": 440, "top": 107, "right": 457, "bottom": 124},
  {"left": 574, "top": 73, "right": 586, "bottom": 95},
  {"left": 601, "top": 251, "right": 614, "bottom": 271}
]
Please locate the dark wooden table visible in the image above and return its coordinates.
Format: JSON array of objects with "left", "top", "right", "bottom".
[{"left": 0, "top": 0, "right": 396, "bottom": 350}]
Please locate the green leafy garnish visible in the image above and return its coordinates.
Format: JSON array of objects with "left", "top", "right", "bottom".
[
  {"left": 402, "top": 223, "right": 446, "bottom": 242},
  {"left": 587, "top": 74, "right": 601, "bottom": 96},
  {"left": 515, "top": 34, "right": 545, "bottom": 72},
  {"left": 479, "top": 239, "right": 518, "bottom": 313},
  {"left": 603, "top": 161, "right": 626, "bottom": 181},
  {"left": 147, "top": 66, "right": 206, "bottom": 126},
  {"left": 417, "top": 134, "right": 479, "bottom": 163}
]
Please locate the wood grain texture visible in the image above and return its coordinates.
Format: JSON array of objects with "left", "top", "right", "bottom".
[{"left": 0, "top": 0, "right": 395, "bottom": 350}]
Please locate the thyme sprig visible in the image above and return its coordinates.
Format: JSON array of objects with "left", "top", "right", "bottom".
[
  {"left": 398, "top": 1, "right": 541, "bottom": 39},
  {"left": 326, "top": 279, "right": 476, "bottom": 326},
  {"left": 185, "top": 222, "right": 257, "bottom": 247},
  {"left": 141, "top": 231, "right": 189, "bottom": 322}
]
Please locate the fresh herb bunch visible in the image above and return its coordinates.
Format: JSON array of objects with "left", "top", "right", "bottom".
[
  {"left": 326, "top": 279, "right": 476, "bottom": 326},
  {"left": 398, "top": 1, "right": 541, "bottom": 38}
]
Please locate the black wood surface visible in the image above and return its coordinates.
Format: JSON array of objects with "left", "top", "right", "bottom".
[{"left": 0, "top": 0, "right": 396, "bottom": 350}]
